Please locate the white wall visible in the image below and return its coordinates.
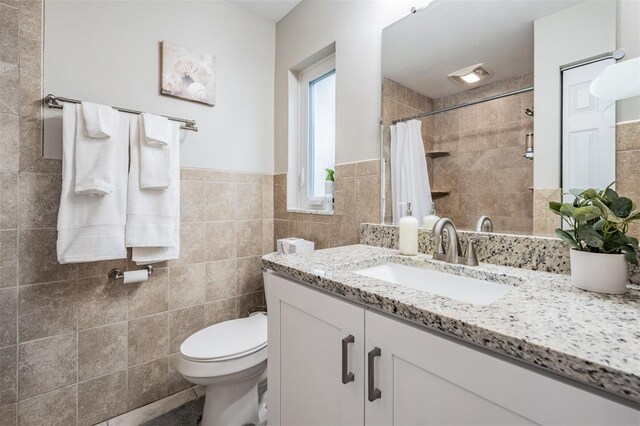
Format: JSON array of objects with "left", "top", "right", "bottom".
[
  {"left": 274, "top": 0, "right": 414, "bottom": 172},
  {"left": 533, "top": 0, "right": 616, "bottom": 189},
  {"left": 44, "top": 1, "right": 275, "bottom": 173}
]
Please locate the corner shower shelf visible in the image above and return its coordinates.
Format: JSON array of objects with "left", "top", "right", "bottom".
[
  {"left": 431, "top": 190, "right": 451, "bottom": 197},
  {"left": 426, "top": 151, "right": 450, "bottom": 158}
]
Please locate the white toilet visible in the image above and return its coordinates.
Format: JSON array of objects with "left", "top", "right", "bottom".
[{"left": 177, "top": 313, "right": 268, "bottom": 426}]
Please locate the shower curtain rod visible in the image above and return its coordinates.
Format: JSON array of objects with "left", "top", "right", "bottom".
[
  {"left": 389, "top": 86, "right": 533, "bottom": 125},
  {"left": 43, "top": 94, "right": 198, "bottom": 132}
]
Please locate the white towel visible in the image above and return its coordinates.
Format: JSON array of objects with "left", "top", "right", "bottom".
[
  {"left": 142, "top": 112, "right": 170, "bottom": 146},
  {"left": 126, "top": 115, "right": 180, "bottom": 264},
  {"left": 57, "top": 104, "right": 128, "bottom": 264},
  {"left": 75, "top": 103, "right": 119, "bottom": 195},
  {"left": 140, "top": 113, "right": 172, "bottom": 189},
  {"left": 82, "top": 101, "right": 115, "bottom": 138}
]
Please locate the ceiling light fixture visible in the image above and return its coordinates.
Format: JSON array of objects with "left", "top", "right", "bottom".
[{"left": 448, "top": 64, "right": 491, "bottom": 85}]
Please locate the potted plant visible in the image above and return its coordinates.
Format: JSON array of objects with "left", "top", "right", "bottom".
[{"left": 549, "top": 183, "right": 639, "bottom": 294}]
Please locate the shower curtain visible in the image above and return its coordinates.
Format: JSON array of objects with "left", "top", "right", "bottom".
[{"left": 390, "top": 119, "right": 432, "bottom": 224}]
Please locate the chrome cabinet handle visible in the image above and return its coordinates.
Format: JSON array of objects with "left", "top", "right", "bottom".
[
  {"left": 367, "top": 347, "right": 382, "bottom": 402},
  {"left": 341, "top": 335, "right": 355, "bottom": 384}
]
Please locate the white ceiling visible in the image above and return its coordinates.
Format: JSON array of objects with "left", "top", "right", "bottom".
[
  {"left": 382, "top": 0, "right": 583, "bottom": 99},
  {"left": 228, "top": 0, "right": 302, "bottom": 23}
]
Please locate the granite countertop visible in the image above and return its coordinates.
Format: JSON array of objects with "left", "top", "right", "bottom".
[{"left": 262, "top": 244, "right": 640, "bottom": 404}]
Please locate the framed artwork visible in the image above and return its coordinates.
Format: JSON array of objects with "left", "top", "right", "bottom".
[{"left": 161, "top": 40, "right": 216, "bottom": 106}]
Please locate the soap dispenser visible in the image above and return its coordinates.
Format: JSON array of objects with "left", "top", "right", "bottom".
[
  {"left": 399, "top": 202, "right": 418, "bottom": 256},
  {"left": 422, "top": 202, "right": 440, "bottom": 230}
]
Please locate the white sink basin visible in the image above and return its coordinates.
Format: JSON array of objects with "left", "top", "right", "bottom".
[{"left": 355, "top": 263, "right": 511, "bottom": 305}]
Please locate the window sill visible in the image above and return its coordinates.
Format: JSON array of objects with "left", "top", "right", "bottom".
[{"left": 287, "top": 207, "right": 334, "bottom": 216}]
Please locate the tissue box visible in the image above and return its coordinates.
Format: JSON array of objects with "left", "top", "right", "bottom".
[{"left": 277, "top": 238, "right": 315, "bottom": 255}]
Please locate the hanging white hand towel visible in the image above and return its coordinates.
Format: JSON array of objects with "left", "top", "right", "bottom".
[
  {"left": 57, "top": 104, "right": 128, "bottom": 264},
  {"left": 74, "top": 102, "right": 118, "bottom": 195},
  {"left": 390, "top": 119, "right": 432, "bottom": 224},
  {"left": 139, "top": 113, "right": 171, "bottom": 189},
  {"left": 126, "top": 115, "right": 180, "bottom": 264}
]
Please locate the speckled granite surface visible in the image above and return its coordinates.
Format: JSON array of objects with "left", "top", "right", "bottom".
[
  {"left": 360, "top": 223, "right": 640, "bottom": 284},
  {"left": 263, "top": 244, "right": 640, "bottom": 403}
]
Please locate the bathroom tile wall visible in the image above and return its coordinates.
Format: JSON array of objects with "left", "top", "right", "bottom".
[
  {"left": 0, "top": 1, "right": 271, "bottom": 424},
  {"left": 381, "top": 76, "right": 534, "bottom": 235},
  {"left": 616, "top": 120, "right": 640, "bottom": 239},
  {"left": 381, "top": 78, "right": 433, "bottom": 223},
  {"left": 430, "top": 75, "right": 534, "bottom": 234},
  {"left": 273, "top": 159, "right": 381, "bottom": 248}
]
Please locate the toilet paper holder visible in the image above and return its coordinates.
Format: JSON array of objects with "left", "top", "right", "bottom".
[{"left": 108, "top": 265, "right": 154, "bottom": 281}]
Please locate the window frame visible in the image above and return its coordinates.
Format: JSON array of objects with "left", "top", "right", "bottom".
[{"left": 298, "top": 54, "right": 336, "bottom": 209}]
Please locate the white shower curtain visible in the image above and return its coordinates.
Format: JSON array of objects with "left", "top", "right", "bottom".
[{"left": 391, "top": 119, "right": 432, "bottom": 224}]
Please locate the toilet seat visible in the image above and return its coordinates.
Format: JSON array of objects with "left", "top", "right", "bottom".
[
  {"left": 180, "top": 313, "right": 267, "bottom": 362},
  {"left": 177, "top": 313, "right": 268, "bottom": 381}
]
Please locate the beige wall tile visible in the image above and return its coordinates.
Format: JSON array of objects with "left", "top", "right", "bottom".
[
  {"left": 307, "top": 222, "right": 331, "bottom": 249},
  {"left": 205, "top": 259, "right": 235, "bottom": 302},
  {"left": 0, "top": 402, "right": 16, "bottom": 426},
  {"left": 204, "top": 298, "right": 236, "bottom": 327},
  {"left": 127, "top": 357, "right": 169, "bottom": 411},
  {"left": 262, "top": 219, "right": 275, "bottom": 254},
  {"left": 0, "top": 230, "right": 17, "bottom": 288},
  {"left": 170, "top": 222, "right": 205, "bottom": 266},
  {"left": 236, "top": 256, "right": 262, "bottom": 296},
  {"left": 17, "top": 385, "right": 76, "bottom": 426},
  {"left": 616, "top": 120, "right": 640, "bottom": 151},
  {"left": 273, "top": 219, "right": 290, "bottom": 242},
  {"left": 205, "top": 221, "right": 236, "bottom": 261},
  {"left": 262, "top": 182, "right": 274, "bottom": 220},
  {"left": 78, "top": 322, "right": 127, "bottom": 382},
  {"left": 0, "top": 3, "right": 18, "bottom": 72},
  {"left": 168, "top": 353, "right": 191, "bottom": 395},
  {"left": 0, "top": 68, "right": 18, "bottom": 115},
  {"left": 18, "top": 333, "right": 77, "bottom": 400},
  {"left": 0, "top": 288, "right": 16, "bottom": 347},
  {"left": 169, "top": 264, "right": 205, "bottom": 310},
  {"left": 236, "top": 183, "right": 262, "bottom": 220},
  {"left": 169, "top": 306, "right": 204, "bottom": 353},
  {"left": 180, "top": 168, "right": 235, "bottom": 182},
  {"left": 236, "top": 220, "right": 262, "bottom": 257},
  {"left": 355, "top": 175, "right": 381, "bottom": 224},
  {"left": 17, "top": 173, "right": 60, "bottom": 229},
  {"left": 0, "top": 345, "right": 17, "bottom": 405},
  {"left": 355, "top": 159, "right": 380, "bottom": 176},
  {"left": 274, "top": 182, "right": 287, "bottom": 219},
  {"left": 180, "top": 180, "right": 205, "bottom": 223},
  {"left": 18, "top": 229, "right": 77, "bottom": 285},
  {"left": 77, "top": 258, "right": 127, "bottom": 280},
  {"left": 0, "top": 114, "right": 18, "bottom": 173},
  {"left": 77, "top": 371, "right": 127, "bottom": 426},
  {"left": 204, "top": 182, "right": 235, "bottom": 221},
  {"left": 128, "top": 313, "right": 169, "bottom": 366},
  {"left": 273, "top": 173, "right": 286, "bottom": 186},
  {"left": 0, "top": 173, "right": 17, "bottom": 230},
  {"left": 237, "top": 292, "right": 264, "bottom": 318},
  {"left": 126, "top": 268, "right": 169, "bottom": 318},
  {"left": 77, "top": 276, "right": 126, "bottom": 330},
  {"left": 18, "top": 280, "right": 76, "bottom": 342}
]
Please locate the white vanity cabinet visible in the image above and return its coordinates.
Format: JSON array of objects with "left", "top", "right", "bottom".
[{"left": 265, "top": 271, "right": 639, "bottom": 426}]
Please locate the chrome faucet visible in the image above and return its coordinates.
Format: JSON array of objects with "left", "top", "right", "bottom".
[
  {"left": 431, "top": 218, "right": 463, "bottom": 264},
  {"left": 432, "top": 218, "right": 483, "bottom": 266},
  {"left": 475, "top": 216, "right": 493, "bottom": 233}
]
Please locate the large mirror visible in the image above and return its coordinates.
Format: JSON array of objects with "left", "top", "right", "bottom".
[{"left": 381, "top": 0, "right": 625, "bottom": 236}]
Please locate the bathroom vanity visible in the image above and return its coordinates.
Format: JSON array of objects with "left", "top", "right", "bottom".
[{"left": 262, "top": 245, "right": 640, "bottom": 425}]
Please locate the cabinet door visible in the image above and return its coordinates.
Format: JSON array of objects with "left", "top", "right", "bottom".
[
  {"left": 365, "top": 310, "right": 638, "bottom": 426},
  {"left": 265, "top": 271, "right": 365, "bottom": 426}
]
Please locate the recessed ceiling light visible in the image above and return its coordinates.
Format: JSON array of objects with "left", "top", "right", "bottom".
[{"left": 448, "top": 64, "right": 491, "bottom": 85}]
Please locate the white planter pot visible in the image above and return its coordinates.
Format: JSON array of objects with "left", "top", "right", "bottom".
[{"left": 569, "top": 249, "right": 628, "bottom": 294}]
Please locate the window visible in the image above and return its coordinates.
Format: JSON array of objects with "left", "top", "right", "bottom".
[{"left": 298, "top": 54, "right": 336, "bottom": 208}]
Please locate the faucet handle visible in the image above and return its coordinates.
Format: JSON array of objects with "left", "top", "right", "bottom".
[{"left": 460, "top": 236, "right": 488, "bottom": 266}]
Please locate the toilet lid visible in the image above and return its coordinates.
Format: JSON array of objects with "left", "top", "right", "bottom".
[{"left": 180, "top": 313, "right": 267, "bottom": 361}]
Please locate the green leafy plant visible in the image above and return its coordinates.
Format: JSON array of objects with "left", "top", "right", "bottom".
[
  {"left": 549, "top": 183, "right": 640, "bottom": 264},
  {"left": 325, "top": 168, "right": 334, "bottom": 182}
]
